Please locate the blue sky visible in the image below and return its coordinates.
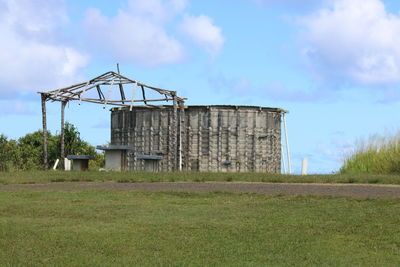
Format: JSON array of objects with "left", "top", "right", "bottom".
[{"left": 1, "top": 0, "right": 400, "bottom": 173}]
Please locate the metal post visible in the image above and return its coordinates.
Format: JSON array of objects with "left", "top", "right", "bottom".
[
  {"left": 178, "top": 101, "right": 185, "bottom": 171},
  {"left": 41, "top": 94, "right": 48, "bottom": 170},
  {"left": 172, "top": 92, "right": 178, "bottom": 171},
  {"left": 283, "top": 113, "right": 291, "bottom": 174},
  {"left": 60, "top": 101, "right": 67, "bottom": 169},
  {"left": 281, "top": 142, "right": 287, "bottom": 174}
]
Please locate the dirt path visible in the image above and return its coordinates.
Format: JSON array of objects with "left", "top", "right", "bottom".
[{"left": 1, "top": 182, "right": 400, "bottom": 199}]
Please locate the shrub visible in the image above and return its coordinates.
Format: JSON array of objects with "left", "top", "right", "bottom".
[{"left": 0, "top": 122, "right": 104, "bottom": 171}]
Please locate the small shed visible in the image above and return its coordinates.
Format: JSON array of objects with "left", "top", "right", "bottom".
[
  {"left": 96, "top": 145, "right": 134, "bottom": 171},
  {"left": 66, "top": 155, "right": 93, "bottom": 171},
  {"left": 137, "top": 154, "right": 163, "bottom": 172}
]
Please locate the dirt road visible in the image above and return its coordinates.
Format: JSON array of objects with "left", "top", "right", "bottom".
[{"left": 1, "top": 182, "right": 400, "bottom": 199}]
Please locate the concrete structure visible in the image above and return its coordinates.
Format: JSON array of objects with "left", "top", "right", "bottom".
[
  {"left": 111, "top": 105, "right": 286, "bottom": 173},
  {"left": 64, "top": 158, "right": 71, "bottom": 171},
  {"left": 301, "top": 158, "right": 308, "bottom": 175},
  {"left": 96, "top": 145, "right": 134, "bottom": 171},
  {"left": 66, "top": 155, "right": 93, "bottom": 171},
  {"left": 137, "top": 154, "right": 163, "bottom": 172}
]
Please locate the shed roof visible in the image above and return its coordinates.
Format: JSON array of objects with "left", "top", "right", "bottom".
[{"left": 96, "top": 145, "right": 135, "bottom": 151}]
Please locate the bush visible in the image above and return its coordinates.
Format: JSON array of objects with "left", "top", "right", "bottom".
[
  {"left": 0, "top": 122, "right": 104, "bottom": 171},
  {"left": 0, "top": 135, "right": 19, "bottom": 171}
]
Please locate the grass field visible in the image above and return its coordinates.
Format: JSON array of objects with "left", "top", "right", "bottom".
[
  {"left": 1, "top": 170, "right": 400, "bottom": 185},
  {"left": 0, "top": 190, "right": 399, "bottom": 266}
]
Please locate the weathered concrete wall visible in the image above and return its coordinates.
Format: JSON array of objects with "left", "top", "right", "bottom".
[
  {"left": 111, "top": 106, "right": 177, "bottom": 171},
  {"left": 111, "top": 105, "right": 283, "bottom": 173},
  {"left": 104, "top": 151, "right": 123, "bottom": 171}
]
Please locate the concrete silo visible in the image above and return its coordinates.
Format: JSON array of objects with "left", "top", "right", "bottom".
[{"left": 111, "top": 105, "right": 286, "bottom": 173}]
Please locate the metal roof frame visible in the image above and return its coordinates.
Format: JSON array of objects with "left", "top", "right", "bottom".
[
  {"left": 38, "top": 71, "right": 185, "bottom": 108},
  {"left": 38, "top": 71, "right": 185, "bottom": 170}
]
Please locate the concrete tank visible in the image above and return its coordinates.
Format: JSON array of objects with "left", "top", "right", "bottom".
[{"left": 111, "top": 105, "right": 285, "bottom": 173}]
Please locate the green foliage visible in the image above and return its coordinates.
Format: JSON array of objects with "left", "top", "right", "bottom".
[
  {"left": 17, "top": 131, "right": 47, "bottom": 170},
  {"left": 0, "top": 122, "right": 104, "bottom": 171},
  {"left": 341, "top": 132, "right": 400, "bottom": 174},
  {"left": 64, "top": 122, "right": 85, "bottom": 156},
  {"left": 0, "top": 135, "right": 19, "bottom": 171}
]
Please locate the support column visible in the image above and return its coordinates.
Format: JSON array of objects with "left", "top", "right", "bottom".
[
  {"left": 172, "top": 92, "right": 178, "bottom": 171},
  {"left": 41, "top": 94, "right": 48, "bottom": 170},
  {"left": 283, "top": 113, "right": 291, "bottom": 174},
  {"left": 178, "top": 101, "right": 185, "bottom": 171},
  {"left": 60, "top": 101, "right": 67, "bottom": 169}
]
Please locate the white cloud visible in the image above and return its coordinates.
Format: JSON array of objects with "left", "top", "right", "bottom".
[
  {"left": 246, "top": 0, "right": 322, "bottom": 12},
  {"left": 180, "top": 14, "right": 225, "bottom": 55},
  {"left": 0, "top": 0, "right": 88, "bottom": 97},
  {"left": 300, "top": 0, "right": 400, "bottom": 86},
  {"left": 251, "top": 0, "right": 318, "bottom": 6},
  {"left": 84, "top": 5, "right": 185, "bottom": 67},
  {"left": 170, "top": 0, "right": 187, "bottom": 12},
  {"left": 127, "top": 0, "right": 187, "bottom": 21},
  {"left": 84, "top": 0, "right": 225, "bottom": 65}
]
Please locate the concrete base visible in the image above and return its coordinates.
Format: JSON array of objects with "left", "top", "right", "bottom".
[
  {"left": 66, "top": 155, "right": 93, "bottom": 171},
  {"left": 104, "top": 150, "right": 126, "bottom": 171},
  {"left": 137, "top": 155, "right": 163, "bottom": 172},
  {"left": 72, "top": 159, "right": 89, "bottom": 171},
  {"left": 64, "top": 158, "right": 71, "bottom": 171},
  {"left": 96, "top": 145, "right": 134, "bottom": 171}
]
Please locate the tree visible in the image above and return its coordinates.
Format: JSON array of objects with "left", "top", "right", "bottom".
[
  {"left": 64, "top": 122, "right": 84, "bottom": 156},
  {"left": 18, "top": 130, "right": 46, "bottom": 170},
  {"left": 62, "top": 122, "right": 103, "bottom": 169},
  {"left": 0, "top": 135, "right": 19, "bottom": 171},
  {"left": 0, "top": 122, "right": 104, "bottom": 171}
]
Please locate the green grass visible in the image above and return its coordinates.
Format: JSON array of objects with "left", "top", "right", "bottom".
[
  {"left": 0, "top": 191, "right": 399, "bottom": 266},
  {"left": 341, "top": 132, "right": 400, "bottom": 174},
  {"left": 1, "top": 170, "right": 400, "bottom": 185}
]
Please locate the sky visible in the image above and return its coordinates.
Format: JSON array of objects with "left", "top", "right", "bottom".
[{"left": 1, "top": 0, "right": 400, "bottom": 174}]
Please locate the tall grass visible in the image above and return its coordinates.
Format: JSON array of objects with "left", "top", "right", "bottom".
[{"left": 341, "top": 131, "right": 400, "bottom": 174}]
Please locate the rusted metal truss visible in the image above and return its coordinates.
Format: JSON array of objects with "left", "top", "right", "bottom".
[{"left": 38, "top": 71, "right": 186, "bottom": 107}]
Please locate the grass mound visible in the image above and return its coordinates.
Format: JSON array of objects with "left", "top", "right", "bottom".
[{"left": 341, "top": 132, "right": 400, "bottom": 174}]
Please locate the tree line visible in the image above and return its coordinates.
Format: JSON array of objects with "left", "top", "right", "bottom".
[{"left": 0, "top": 122, "right": 104, "bottom": 171}]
